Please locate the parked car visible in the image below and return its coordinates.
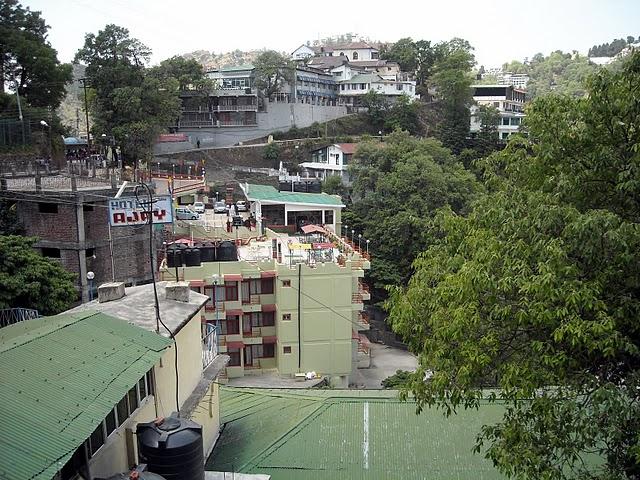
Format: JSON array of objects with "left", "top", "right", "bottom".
[
  {"left": 213, "top": 201, "right": 227, "bottom": 214},
  {"left": 236, "top": 200, "right": 248, "bottom": 212},
  {"left": 175, "top": 207, "right": 199, "bottom": 220},
  {"left": 193, "top": 201, "right": 205, "bottom": 214}
]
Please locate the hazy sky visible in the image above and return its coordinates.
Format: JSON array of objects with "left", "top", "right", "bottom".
[{"left": 23, "top": 0, "right": 640, "bottom": 68}]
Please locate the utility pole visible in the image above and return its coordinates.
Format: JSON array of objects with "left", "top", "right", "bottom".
[
  {"left": 75, "top": 107, "right": 80, "bottom": 136},
  {"left": 79, "top": 78, "right": 91, "bottom": 152},
  {"left": 14, "top": 80, "right": 26, "bottom": 145}
]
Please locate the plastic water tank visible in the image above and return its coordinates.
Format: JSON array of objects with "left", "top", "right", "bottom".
[
  {"left": 137, "top": 415, "right": 204, "bottom": 480},
  {"left": 166, "top": 246, "right": 182, "bottom": 268},
  {"left": 199, "top": 242, "right": 216, "bottom": 262},
  {"left": 184, "top": 247, "right": 201, "bottom": 267},
  {"left": 217, "top": 240, "right": 237, "bottom": 261},
  {"left": 105, "top": 470, "right": 166, "bottom": 480}
]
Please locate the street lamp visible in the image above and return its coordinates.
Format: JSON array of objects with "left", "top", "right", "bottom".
[
  {"left": 358, "top": 233, "right": 362, "bottom": 251},
  {"left": 378, "top": 130, "right": 383, "bottom": 142},
  {"left": 351, "top": 229, "right": 355, "bottom": 245},
  {"left": 87, "top": 271, "right": 95, "bottom": 302},
  {"left": 366, "top": 239, "right": 370, "bottom": 256},
  {"left": 344, "top": 224, "right": 348, "bottom": 239}
]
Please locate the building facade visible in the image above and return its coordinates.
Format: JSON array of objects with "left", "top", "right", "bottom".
[
  {"left": 470, "top": 85, "right": 527, "bottom": 140},
  {"left": 337, "top": 73, "right": 418, "bottom": 106},
  {"left": 300, "top": 143, "right": 356, "bottom": 183},
  {"left": 2, "top": 174, "right": 153, "bottom": 302},
  {"left": 332, "top": 42, "right": 380, "bottom": 61}
]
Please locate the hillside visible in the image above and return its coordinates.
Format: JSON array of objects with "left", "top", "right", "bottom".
[
  {"left": 180, "top": 49, "right": 264, "bottom": 70},
  {"left": 57, "top": 63, "right": 87, "bottom": 137}
]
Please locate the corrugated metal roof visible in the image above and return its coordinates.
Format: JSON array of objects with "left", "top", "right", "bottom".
[
  {"left": 0, "top": 311, "right": 172, "bottom": 480},
  {"left": 243, "top": 184, "right": 344, "bottom": 207},
  {"left": 206, "top": 387, "right": 507, "bottom": 479}
]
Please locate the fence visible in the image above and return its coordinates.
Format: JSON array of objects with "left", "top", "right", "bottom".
[
  {"left": 0, "top": 308, "right": 40, "bottom": 328},
  {"left": 202, "top": 326, "right": 219, "bottom": 368}
]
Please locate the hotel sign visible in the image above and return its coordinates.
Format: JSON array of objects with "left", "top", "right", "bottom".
[{"left": 108, "top": 195, "right": 173, "bottom": 227}]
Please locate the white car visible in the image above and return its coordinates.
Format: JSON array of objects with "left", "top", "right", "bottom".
[
  {"left": 213, "top": 201, "right": 227, "bottom": 214},
  {"left": 175, "top": 207, "right": 199, "bottom": 220},
  {"left": 193, "top": 201, "right": 205, "bottom": 214},
  {"left": 236, "top": 200, "right": 248, "bottom": 212}
]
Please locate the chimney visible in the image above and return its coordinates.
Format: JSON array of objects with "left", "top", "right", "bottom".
[
  {"left": 165, "top": 281, "right": 190, "bottom": 303},
  {"left": 98, "top": 282, "right": 126, "bottom": 303}
]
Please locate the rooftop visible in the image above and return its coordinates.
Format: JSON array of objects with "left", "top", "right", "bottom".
[
  {"left": 342, "top": 73, "right": 384, "bottom": 84},
  {"left": 0, "top": 311, "right": 171, "bottom": 480},
  {"left": 206, "top": 387, "right": 506, "bottom": 479},
  {"left": 241, "top": 183, "right": 344, "bottom": 207},
  {"left": 67, "top": 282, "right": 209, "bottom": 336}
]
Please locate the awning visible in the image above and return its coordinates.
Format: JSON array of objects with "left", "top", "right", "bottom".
[
  {"left": 261, "top": 304, "right": 277, "bottom": 312},
  {"left": 189, "top": 280, "right": 205, "bottom": 287},
  {"left": 226, "top": 341, "right": 244, "bottom": 349},
  {"left": 226, "top": 309, "right": 243, "bottom": 316},
  {"left": 224, "top": 274, "right": 243, "bottom": 281},
  {"left": 263, "top": 336, "right": 277, "bottom": 344},
  {"left": 312, "top": 242, "right": 334, "bottom": 249},
  {"left": 260, "top": 271, "right": 277, "bottom": 278},
  {"left": 301, "top": 224, "right": 328, "bottom": 234}
]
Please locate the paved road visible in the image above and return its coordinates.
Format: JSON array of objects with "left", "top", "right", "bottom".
[{"left": 352, "top": 343, "right": 418, "bottom": 389}]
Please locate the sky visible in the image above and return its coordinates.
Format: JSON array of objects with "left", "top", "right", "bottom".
[{"left": 22, "top": 0, "right": 640, "bottom": 68}]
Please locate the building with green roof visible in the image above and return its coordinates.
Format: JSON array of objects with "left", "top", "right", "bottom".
[
  {"left": 207, "top": 387, "right": 507, "bottom": 480},
  {"left": 241, "top": 183, "right": 344, "bottom": 235},
  {"left": 0, "top": 311, "right": 171, "bottom": 480}
]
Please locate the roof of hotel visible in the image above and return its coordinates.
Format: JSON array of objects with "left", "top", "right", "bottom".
[
  {"left": 0, "top": 311, "right": 171, "bottom": 480},
  {"left": 206, "top": 387, "right": 507, "bottom": 479},
  {"left": 242, "top": 184, "right": 344, "bottom": 207}
]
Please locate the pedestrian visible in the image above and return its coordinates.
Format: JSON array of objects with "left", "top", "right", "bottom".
[{"left": 196, "top": 139, "right": 201, "bottom": 149}]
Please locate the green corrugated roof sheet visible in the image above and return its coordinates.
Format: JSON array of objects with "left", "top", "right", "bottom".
[
  {"left": 0, "top": 311, "right": 172, "bottom": 480},
  {"left": 207, "top": 387, "right": 507, "bottom": 480},
  {"left": 245, "top": 184, "right": 344, "bottom": 207}
]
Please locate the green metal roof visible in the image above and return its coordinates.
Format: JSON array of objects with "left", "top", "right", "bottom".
[
  {"left": 343, "top": 73, "right": 382, "bottom": 84},
  {"left": 245, "top": 184, "right": 344, "bottom": 207},
  {"left": 207, "top": 387, "right": 507, "bottom": 479},
  {"left": 0, "top": 311, "right": 172, "bottom": 480}
]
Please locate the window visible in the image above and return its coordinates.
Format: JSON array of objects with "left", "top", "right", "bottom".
[
  {"left": 221, "top": 316, "right": 240, "bottom": 335},
  {"left": 261, "top": 278, "right": 274, "bottom": 294},
  {"left": 241, "top": 280, "right": 251, "bottom": 304},
  {"left": 493, "top": 102, "right": 499, "bottom": 108},
  {"left": 353, "top": 52, "right": 359, "bottom": 60},
  {"left": 105, "top": 409, "right": 116, "bottom": 437},
  {"left": 85, "top": 248, "right": 95, "bottom": 258},
  {"left": 127, "top": 386, "right": 138, "bottom": 414},
  {"left": 283, "top": 346, "right": 292, "bottom": 354},
  {"left": 396, "top": 83, "right": 403, "bottom": 91},
  {"left": 371, "top": 51, "right": 379, "bottom": 60},
  {"left": 41, "top": 247, "right": 61, "bottom": 258},
  {"left": 502, "top": 118, "right": 510, "bottom": 125},
  {"left": 38, "top": 202, "right": 58, "bottom": 213},
  {"left": 502, "top": 132, "right": 509, "bottom": 140},
  {"left": 282, "top": 313, "right": 291, "bottom": 321},
  {"left": 116, "top": 396, "right": 128, "bottom": 425},
  {"left": 324, "top": 210, "right": 334, "bottom": 225},
  {"left": 282, "top": 280, "right": 291, "bottom": 287},
  {"left": 263, "top": 343, "right": 275, "bottom": 358},
  {"left": 263, "top": 311, "right": 275, "bottom": 326},
  {"left": 82, "top": 204, "right": 94, "bottom": 212},
  {"left": 88, "top": 424, "right": 105, "bottom": 456},
  {"left": 228, "top": 348, "right": 241, "bottom": 366},
  {"left": 225, "top": 281, "right": 238, "bottom": 301}
]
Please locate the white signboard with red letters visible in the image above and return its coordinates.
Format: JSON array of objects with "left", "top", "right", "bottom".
[{"left": 108, "top": 195, "right": 173, "bottom": 227}]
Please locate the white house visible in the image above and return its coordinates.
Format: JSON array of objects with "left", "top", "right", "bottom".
[
  {"left": 299, "top": 143, "right": 357, "bottom": 184},
  {"left": 337, "top": 73, "right": 418, "bottom": 106},
  {"left": 470, "top": 84, "right": 526, "bottom": 140},
  {"left": 291, "top": 44, "right": 316, "bottom": 60},
  {"left": 333, "top": 42, "right": 380, "bottom": 61}
]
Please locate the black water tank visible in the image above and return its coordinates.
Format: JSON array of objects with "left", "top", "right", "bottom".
[
  {"left": 166, "top": 246, "right": 182, "bottom": 268},
  {"left": 199, "top": 242, "right": 216, "bottom": 262},
  {"left": 293, "top": 181, "right": 307, "bottom": 192},
  {"left": 306, "top": 180, "right": 321, "bottom": 193},
  {"left": 279, "top": 181, "right": 293, "bottom": 192},
  {"left": 137, "top": 415, "right": 204, "bottom": 480},
  {"left": 217, "top": 240, "right": 237, "bottom": 261},
  {"left": 184, "top": 247, "right": 201, "bottom": 267}
]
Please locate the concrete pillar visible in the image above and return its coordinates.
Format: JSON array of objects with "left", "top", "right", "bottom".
[{"left": 76, "top": 194, "right": 88, "bottom": 303}]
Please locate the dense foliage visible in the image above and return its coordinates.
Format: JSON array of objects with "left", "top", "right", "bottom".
[
  {"left": 345, "top": 131, "right": 480, "bottom": 298},
  {"left": 75, "top": 25, "right": 186, "bottom": 167},
  {"left": 589, "top": 36, "right": 638, "bottom": 57},
  {"left": 387, "top": 53, "right": 640, "bottom": 479},
  {"left": 0, "top": 236, "right": 77, "bottom": 315},
  {"left": 253, "top": 50, "right": 294, "bottom": 98}
]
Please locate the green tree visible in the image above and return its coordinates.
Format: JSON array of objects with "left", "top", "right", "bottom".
[
  {"left": 430, "top": 40, "right": 475, "bottom": 153},
  {"left": 384, "top": 94, "right": 421, "bottom": 135},
  {"left": 361, "top": 90, "right": 388, "bottom": 129},
  {"left": 387, "top": 52, "right": 640, "bottom": 480},
  {"left": 347, "top": 131, "right": 480, "bottom": 296},
  {"left": 75, "top": 24, "right": 181, "bottom": 167},
  {"left": 526, "top": 51, "right": 598, "bottom": 98},
  {"left": 0, "top": 0, "right": 72, "bottom": 109},
  {"left": 321, "top": 174, "right": 347, "bottom": 197},
  {"left": 148, "top": 56, "right": 206, "bottom": 90},
  {"left": 0, "top": 200, "right": 24, "bottom": 235},
  {"left": 380, "top": 37, "right": 417, "bottom": 73},
  {"left": 474, "top": 104, "right": 501, "bottom": 155},
  {"left": 0, "top": 236, "right": 76, "bottom": 315},
  {"left": 262, "top": 142, "right": 280, "bottom": 161},
  {"left": 253, "top": 50, "right": 294, "bottom": 98}
]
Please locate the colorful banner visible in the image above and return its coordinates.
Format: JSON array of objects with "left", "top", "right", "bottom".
[{"left": 108, "top": 195, "right": 173, "bottom": 226}]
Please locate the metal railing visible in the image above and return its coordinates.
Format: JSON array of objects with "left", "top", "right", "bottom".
[
  {"left": 0, "top": 308, "right": 40, "bottom": 328},
  {"left": 202, "top": 327, "right": 218, "bottom": 368}
]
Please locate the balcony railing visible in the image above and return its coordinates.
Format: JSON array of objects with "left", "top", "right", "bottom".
[
  {"left": 182, "top": 104, "right": 258, "bottom": 113},
  {"left": 174, "top": 119, "right": 258, "bottom": 128},
  {"left": 202, "top": 327, "right": 218, "bottom": 368}
]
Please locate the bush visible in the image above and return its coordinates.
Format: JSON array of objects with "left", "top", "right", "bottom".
[
  {"left": 262, "top": 142, "right": 281, "bottom": 161},
  {"left": 381, "top": 370, "right": 413, "bottom": 389}
]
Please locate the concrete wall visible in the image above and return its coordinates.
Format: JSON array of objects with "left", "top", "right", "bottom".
[{"left": 155, "top": 103, "right": 349, "bottom": 153}]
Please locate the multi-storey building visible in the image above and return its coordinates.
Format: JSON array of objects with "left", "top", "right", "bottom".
[
  {"left": 300, "top": 143, "right": 356, "bottom": 183},
  {"left": 333, "top": 41, "right": 380, "bottom": 61},
  {"left": 175, "top": 65, "right": 259, "bottom": 129},
  {"left": 338, "top": 73, "right": 418, "bottom": 106},
  {"left": 293, "top": 65, "right": 339, "bottom": 106},
  {"left": 160, "top": 211, "right": 370, "bottom": 388},
  {"left": 498, "top": 72, "right": 530, "bottom": 88},
  {"left": 470, "top": 84, "right": 527, "bottom": 140},
  {"left": 1, "top": 173, "right": 153, "bottom": 302}
]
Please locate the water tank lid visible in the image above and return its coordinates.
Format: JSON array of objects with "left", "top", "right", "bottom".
[{"left": 157, "top": 416, "right": 182, "bottom": 431}]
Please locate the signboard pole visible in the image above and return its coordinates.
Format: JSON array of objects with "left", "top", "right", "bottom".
[{"left": 108, "top": 223, "right": 115, "bottom": 282}]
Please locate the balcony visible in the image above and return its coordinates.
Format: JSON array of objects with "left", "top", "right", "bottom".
[
  {"left": 182, "top": 104, "right": 258, "bottom": 113},
  {"left": 358, "top": 282, "right": 371, "bottom": 301},
  {"left": 174, "top": 119, "right": 258, "bottom": 128},
  {"left": 202, "top": 328, "right": 218, "bottom": 368}
]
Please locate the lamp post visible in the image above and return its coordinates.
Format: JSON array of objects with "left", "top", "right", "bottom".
[
  {"left": 86, "top": 271, "right": 95, "bottom": 302},
  {"left": 344, "top": 224, "right": 348, "bottom": 240},
  {"left": 366, "top": 239, "right": 370, "bottom": 256},
  {"left": 378, "top": 130, "right": 383, "bottom": 142},
  {"left": 358, "top": 233, "right": 362, "bottom": 251},
  {"left": 40, "top": 120, "right": 52, "bottom": 167},
  {"left": 351, "top": 229, "right": 355, "bottom": 245}
]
